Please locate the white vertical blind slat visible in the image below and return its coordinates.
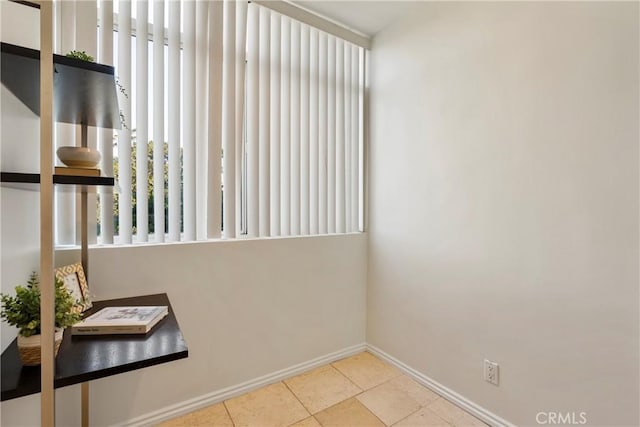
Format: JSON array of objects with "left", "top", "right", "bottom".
[
  {"left": 183, "top": 0, "right": 196, "bottom": 241},
  {"left": 195, "top": 0, "right": 209, "bottom": 240},
  {"left": 99, "top": 0, "right": 114, "bottom": 244},
  {"left": 359, "top": 49, "right": 366, "bottom": 231},
  {"left": 222, "top": 0, "right": 237, "bottom": 238},
  {"left": 76, "top": 2, "right": 97, "bottom": 55},
  {"left": 258, "top": 7, "right": 271, "bottom": 237},
  {"left": 152, "top": 0, "right": 165, "bottom": 243},
  {"left": 269, "top": 13, "right": 281, "bottom": 236},
  {"left": 351, "top": 45, "right": 360, "bottom": 232},
  {"left": 118, "top": 0, "right": 133, "bottom": 243},
  {"left": 168, "top": 0, "right": 181, "bottom": 241},
  {"left": 318, "top": 31, "right": 328, "bottom": 234},
  {"left": 280, "top": 17, "right": 291, "bottom": 236},
  {"left": 300, "top": 25, "right": 310, "bottom": 235},
  {"left": 56, "top": 1, "right": 76, "bottom": 246},
  {"left": 208, "top": 0, "right": 223, "bottom": 239},
  {"left": 290, "top": 20, "right": 301, "bottom": 236},
  {"left": 246, "top": 4, "right": 260, "bottom": 238},
  {"left": 235, "top": 1, "right": 248, "bottom": 237},
  {"left": 136, "top": 0, "right": 149, "bottom": 242},
  {"left": 61, "top": 1, "right": 76, "bottom": 49},
  {"left": 344, "top": 42, "right": 352, "bottom": 233},
  {"left": 335, "top": 39, "right": 345, "bottom": 234},
  {"left": 309, "top": 28, "right": 319, "bottom": 235},
  {"left": 76, "top": 1, "right": 99, "bottom": 246},
  {"left": 326, "top": 35, "right": 336, "bottom": 234}
]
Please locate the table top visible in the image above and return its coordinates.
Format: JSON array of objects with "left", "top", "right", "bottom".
[{"left": 1, "top": 293, "right": 189, "bottom": 401}]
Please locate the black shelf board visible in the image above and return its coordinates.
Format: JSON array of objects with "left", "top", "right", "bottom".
[
  {"left": 1, "top": 42, "right": 121, "bottom": 129},
  {"left": 1, "top": 172, "right": 115, "bottom": 187},
  {"left": 9, "top": 0, "right": 40, "bottom": 9},
  {"left": 1, "top": 293, "right": 189, "bottom": 401}
]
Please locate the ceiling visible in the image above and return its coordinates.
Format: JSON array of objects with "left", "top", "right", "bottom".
[{"left": 291, "top": 1, "right": 421, "bottom": 37}]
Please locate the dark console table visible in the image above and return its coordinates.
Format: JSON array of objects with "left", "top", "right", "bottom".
[{"left": 1, "top": 293, "right": 189, "bottom": 401}]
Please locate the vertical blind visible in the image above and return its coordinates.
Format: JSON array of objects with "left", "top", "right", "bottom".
[
  {"left": 243, "top": 3, "right": 364, "bottom": 237},
  {"left": 89, "top": 0, "right": 364, "bottom": 245}
]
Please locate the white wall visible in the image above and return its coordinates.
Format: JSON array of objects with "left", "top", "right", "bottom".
[
  {"left": 368, "top": 2, "right": 639, "bottom": 426},
  {"left": 1, "top": 0, "right": 42, "bottom": 351},
  {"left": 0, "top": 83, "right": 42, "bottom": 349},
  {"left": 1, "top": 234, "right": 367, "bottom": 426},
  {"left": 0, "top": 1, "right": 39, "bottom": 49}
]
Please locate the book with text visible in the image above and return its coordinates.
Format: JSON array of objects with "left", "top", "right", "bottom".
[
  {"left": 55, "top": 167, "right": 101, "bottom": 177},
  {"left": 71, "top": 306, "right": 168, "bottom": 335}
]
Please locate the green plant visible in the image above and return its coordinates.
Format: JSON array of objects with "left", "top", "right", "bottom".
[
  {"left": 65, "top": 50, "right": 95, "bottom": 62},
  {"left": 0, "top": 272, "right": 82, "bottom": 337},
  {"left": 115, "top": 77, "right": 129, "bottom": 129}
]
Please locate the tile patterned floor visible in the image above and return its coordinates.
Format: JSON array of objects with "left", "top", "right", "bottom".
[{"left": 157, "top": 352, "right": 488, "bottom": 427}]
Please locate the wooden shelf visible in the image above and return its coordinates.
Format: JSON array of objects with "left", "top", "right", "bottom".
[
  {"left": 1, "top": 42, "right": 121, "bottom": 129},
  {"left": 1, "top": 172, "right": 115, "bottom": 187},
  {"left": 1, "top": 293, "right": 189, "bottom": 401}
]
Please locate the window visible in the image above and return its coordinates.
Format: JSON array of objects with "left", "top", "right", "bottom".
[
  {"left": 242, "top": 4, "right": 365, "bottom": 237},
  {"left": 78, "top": 0, "right": 365, "bottom": 245}
]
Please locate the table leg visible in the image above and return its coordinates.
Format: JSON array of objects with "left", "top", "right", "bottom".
[{"left": 81, "top": 382, "right": 89, "bottom": 427}]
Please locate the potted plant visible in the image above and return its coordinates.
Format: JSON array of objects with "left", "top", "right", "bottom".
[
  {"left": 65, "top": 50, "right": 94, "bottom": 62},
  {"left": 0, "top": 272, "right": 81, "bottom": 366}
]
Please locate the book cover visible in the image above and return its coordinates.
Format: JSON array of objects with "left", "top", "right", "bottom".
[
  {"left": 55, "top": 167, "right": 101, "bottom": 177},
  {"left": 71, "top": 306, "right": 168, "bottom": 335}
]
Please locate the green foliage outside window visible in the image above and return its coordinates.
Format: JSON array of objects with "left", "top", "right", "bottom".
[{"left": 98, "top": 131, "right": 184, "bottom": 237}]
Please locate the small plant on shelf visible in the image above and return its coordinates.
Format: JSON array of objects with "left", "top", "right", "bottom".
[
  {"left": 0, "top": 272, "right": 82, "bottom": 365},
  {"left": 65, "top": 50, "right": 95, "bottom": 62}
]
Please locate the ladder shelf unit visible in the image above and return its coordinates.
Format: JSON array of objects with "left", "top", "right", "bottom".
[{"left": 0, "top": 3, "right": 188, "bottom": 426}]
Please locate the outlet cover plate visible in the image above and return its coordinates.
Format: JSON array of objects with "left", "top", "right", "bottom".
[{"left": 484, "top": 359, "right": 499, "bottom": 386}]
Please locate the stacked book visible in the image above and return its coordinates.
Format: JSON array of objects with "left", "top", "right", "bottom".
[
  {"left": 71, "top": 306, "right": 168, "bottom": 335},
  {"left": 55, "top": 167, "right": 101, "bottom": 177}
]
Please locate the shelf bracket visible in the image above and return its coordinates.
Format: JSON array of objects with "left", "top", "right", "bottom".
[
  {"left": 81, "top": 382, "right": 89, "bottom": 427},
  {"left": 38, "top": 1, "right": 56, "bottom": 426}
]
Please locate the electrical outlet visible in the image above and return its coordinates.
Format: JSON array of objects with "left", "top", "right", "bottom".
[{"left": 484, "top": 359, "right": 499, "bottom": 386}]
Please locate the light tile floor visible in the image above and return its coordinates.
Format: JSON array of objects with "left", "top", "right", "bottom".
[{"left": 158, "top": 352, "right": 488, "bottom": 427}]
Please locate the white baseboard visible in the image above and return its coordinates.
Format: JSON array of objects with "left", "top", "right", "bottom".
[
  {"left": 366, "top": 344, "right": 515, "bottom": 427},
  {"left": 121, "top": 343, "right": 367, "bottom": 427},
  {"left": 122, "top": 342, "right": 514, "bottom": 427}
]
